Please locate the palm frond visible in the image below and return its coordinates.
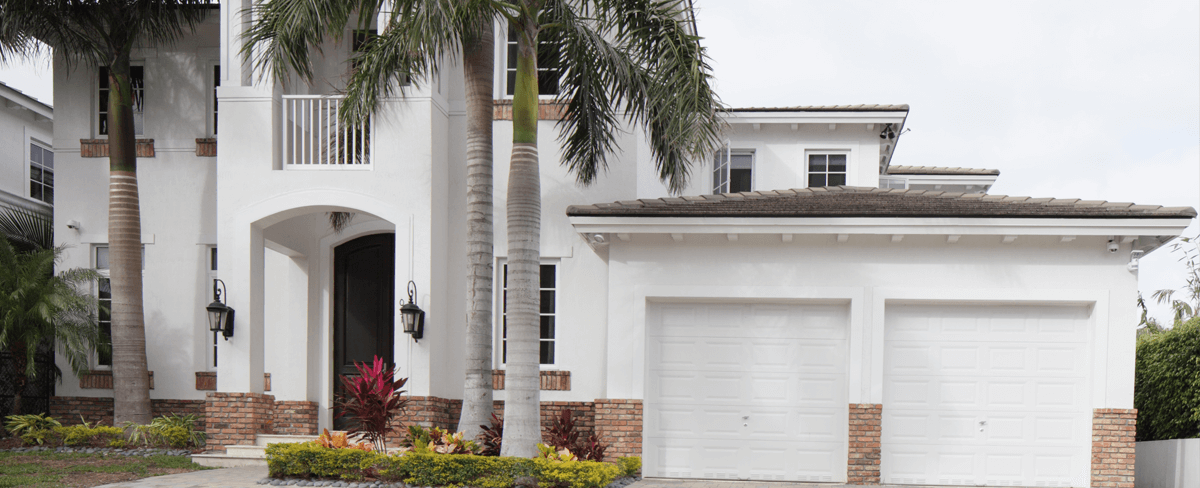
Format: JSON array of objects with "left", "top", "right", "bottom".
[
  {"left": 242, "top": 0, "right": 382, "bottom": 84},
  {"left": 0, "top": 205, "right": 52, "bottom": 252}
]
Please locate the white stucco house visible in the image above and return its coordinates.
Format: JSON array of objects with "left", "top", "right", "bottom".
[
  {"left": 0, "top": 81, "right": 53, "bottom": 219},
  {"left": 43, "top": 5, "right": 1194, "bottom": 488}
]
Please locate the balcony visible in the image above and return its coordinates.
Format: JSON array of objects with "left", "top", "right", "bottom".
[{"left": 281, "top": 95, "right": 371, "bottom": 169}]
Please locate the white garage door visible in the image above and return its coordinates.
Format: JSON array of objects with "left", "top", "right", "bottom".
[
  {"left": 646, "top": 302, "right": 848, "bottom": 481},
  {"left": 882, "top": 304, "right": 1092, "bottom": 487}
]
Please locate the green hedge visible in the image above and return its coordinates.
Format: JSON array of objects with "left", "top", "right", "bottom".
[
  {"left": 1135, "top": 316, "right": 1200, "bottom": 441},
  {"left": 265, "top": 443, "right": 622, "bottom": 488}
]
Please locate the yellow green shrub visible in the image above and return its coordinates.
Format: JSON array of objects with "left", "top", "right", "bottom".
[{"left": 616, "top": 457, "right": 641, "bottom": 477}]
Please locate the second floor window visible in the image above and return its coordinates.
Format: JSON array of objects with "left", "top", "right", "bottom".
[
  {"left": 29, "top": 140, "right": 53, "bottom": 205},
  {"left": 713, "top": 149, "right": 753, "bottom": 194},
  {"left": 506, "top": 25, "right": 561, "bottom": 96},
  {"left": 808, "top": 153, "right": 847, "bottom": 188},
  {"left": 98, "top": 66, "right": 145, "bottom": 136},
  {"left": 212, "top": 65, "right": 220, "bottom": 135}
]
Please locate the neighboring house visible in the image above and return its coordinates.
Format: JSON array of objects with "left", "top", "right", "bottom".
[
  {"left": 47, "top": 7, "right": 1193, "bottom": 488},
  {"left": 0, "top": 81, "right": 53, "bottom": 218}
]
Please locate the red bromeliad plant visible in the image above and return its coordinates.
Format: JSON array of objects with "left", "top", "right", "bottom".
[
  {"left": 334, "top": 356, "right": 408, "bottom": 451},
  {"left": 545, "top": 409, "right": 607, "bottom": 462}
]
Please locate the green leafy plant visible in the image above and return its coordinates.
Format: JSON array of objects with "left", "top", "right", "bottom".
[
  {"left": 123, "top": 414, "right": 206, "bottom": 448},
  {"left": 402, "top": 425, "right": 480, "bottom": 455},
  {"left": 5, "top": 413, "right": 61, "bottom": 437},
  {"left": 477, "top": 413, "right": 503, "bottom": 456},
  {"left": 616, "top": 457, "right": 641, "bottom": 478},
  {"left": 1135, "top": 316, "right": 1200, "bottom": 441},
  {"left": 536, "top": 443, "right": 577, "bottom": 462},
  {"left": 336, "top": 356, "right": 408, "bottom": 451},
  {"left": 20, "top": 428, "right": 54, "bottom": 445},
  {"left": 54, "top": 424, "right": 123, "bottom": 446},
  {"left": 544, "top": 409, "right": 606, "bottom": 462}
]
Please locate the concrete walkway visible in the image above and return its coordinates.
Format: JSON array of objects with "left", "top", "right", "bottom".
[{"left": 96, "top": 470, "right": 899, "bottom": 488}]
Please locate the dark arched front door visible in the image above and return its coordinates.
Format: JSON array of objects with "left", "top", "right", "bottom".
[{"left": 333, "top": 233, "right": 395, "bottom": 430}]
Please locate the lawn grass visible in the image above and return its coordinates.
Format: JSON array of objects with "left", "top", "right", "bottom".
[{"left": 0, "top": 451, "right": 211, "bottom": 488}]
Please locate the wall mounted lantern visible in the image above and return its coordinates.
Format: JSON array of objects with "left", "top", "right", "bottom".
[
  {"left": 399, "top": 280, "right": 425, "bottom": 342},
  {"left": 206, "top": 279, "right": 235, "bottom": 340},
  {"left": 879, "top": 123, "right": 896, "bottom": 140}
]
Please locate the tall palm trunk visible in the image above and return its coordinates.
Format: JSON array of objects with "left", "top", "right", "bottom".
[
  {"left": 500, "top": 20, "right": 541, "bottom": 458},
  {"left": 106, "top": 54, "right": 153, "bottom": 425},
  {"left": 8, "top": 342, "right": 28, "bottom": 416},
  {"left": 457, "top": 21, "right": 497, "bottom": 439}
]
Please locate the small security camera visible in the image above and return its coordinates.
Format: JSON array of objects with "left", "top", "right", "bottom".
[
  {"left": 66, "top": 220, "right": 81, "bottom": 231},
  {"left": 589, "top": 233, "right": 606, "bottom": 244},
  {"left": 1107, "top": 239, "right": 1119, "bottom": 253}
]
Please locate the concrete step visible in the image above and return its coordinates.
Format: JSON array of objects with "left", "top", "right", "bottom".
[
  {"left": 191, "top": 452, "right": 268, "bottom": 468},
  {"left": 225, "top": 444, "right": 268, "bottom": 458},
  {"left": 255, "top": 434, "right": 320, "bottom": 447}
]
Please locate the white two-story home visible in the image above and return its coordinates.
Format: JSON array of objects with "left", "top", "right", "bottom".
[
  {"left": 45, "top": 6, "right": 1193, "bottom": 488},
  {"left": 0, "top": 81, "right": 53, "bottom": 222}
]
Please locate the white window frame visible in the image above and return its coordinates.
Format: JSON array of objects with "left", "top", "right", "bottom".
[
  {"left": 208, "top": 62, "right": 220, "bottom": 137},
  {"left": 93, "top": 245, "right": 113, "bottom": 370},
  {"left": 879, "top": 176, "right": 908, "bottom": 189},
  {"left": 713, "top": 146, "right": 755, "bottom": 194},
  {"left": 498, "top": 22, "right": 561, "bottom": 100},
  {"left": 24, "top": 126, "right": 53, "bottom": 206},
  {"left": 205, "top": 246, "right": 219, "bottom": 370},
  {"left": 495, "top": 258, "right": 560, "bottom": 368},
  {"left": 805, "top": 150, "right": 850, "bottom": 188},
  {"left": 97, "top": 63, "right": 145, "bottom": 137}
]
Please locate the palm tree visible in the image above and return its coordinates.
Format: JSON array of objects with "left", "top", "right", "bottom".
[
  {"left": 244, "top": 0, "right": 723, "bottom": 456},
  {"left": 0, "top": 236, "right": 107, "bottom": 416},
  {"left": 0, "top": 0, "right": 214, "bottom": 425}
]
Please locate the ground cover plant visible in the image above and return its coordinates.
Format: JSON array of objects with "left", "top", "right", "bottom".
[
  {"left": 4, "top": 413, "right": 206, "bottom": 451},
  {"left": 0, "top": 450, "right": 209, "bottom": 488}
]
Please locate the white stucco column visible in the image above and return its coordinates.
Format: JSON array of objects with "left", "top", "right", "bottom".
[
  {"left": 220, "top": 0, "right": 253, "bottom": 87},
  {"left": 215, "top": 221, "right": 266, "bottom": 393}
]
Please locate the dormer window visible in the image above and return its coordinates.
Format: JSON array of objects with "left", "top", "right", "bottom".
[
  {"left": 807, "top": 153, "right": 847, "bottom": 187},
  {"left": 713, "top": 148, "right": 754, "bottom": 194},
  {"left": 505, "top": 25, "right": 561, "bottom": 96}
]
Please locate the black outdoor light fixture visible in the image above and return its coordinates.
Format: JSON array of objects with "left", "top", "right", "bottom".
[
  {"left": 399, "top": 280, "right": 425, "bottom": 342},
  {"left": 879, "top": 123, "right": 896, "bottom": 140},
  {"left": 206, "top": 279, "right": 235, "bottom": 340}
]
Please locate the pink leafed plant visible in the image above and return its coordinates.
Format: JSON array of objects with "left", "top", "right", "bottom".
[{"left": 334, "top": 356, "right": 408, "bottom": 451}]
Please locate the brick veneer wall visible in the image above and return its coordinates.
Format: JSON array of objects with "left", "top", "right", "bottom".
[
  {"left": 1092, "top": 408, "right": 1136, "bottom": 488},
  {"left": 593, "top": 399, "right": 641, "bottom": 462},
  {"left": 204, "top": 392, "right": 274, "bottom": 451},
  {"left": 50, "top": 396, "right": 205, "bottom": 430},
  {"left": 274, "top": 401, "right": 319, "bottom": 435},
  {"left": 848, "top": 403, "right": 882, "bottom": 484}
]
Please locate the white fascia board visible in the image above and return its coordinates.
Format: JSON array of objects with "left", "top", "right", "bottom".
[
  {"left": 0, "top": 84, "right": 53, "bottom": 119},
  {"left": 722, "top": 111, "right": 907, "bottom": 126},
  {"left": 569, "top": 216, "right": 1193, "bottom": 239},
  {"left": 897, "top": 175, "right": 999, "bottom": 186}
]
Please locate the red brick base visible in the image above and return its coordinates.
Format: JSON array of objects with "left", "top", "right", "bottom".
[
  {"left": 594, "top": 399, "right": 642, "bottom": 462},
  {"left": 204, "top": 392, "right": 275, "bottom": 451},
  {"left": 49, "top": 396, "right": 205, "bottom": 430},
  {"left": 848, "top": 403, "right": 882, "bottom": 484},
  {"left": 1092, "top": 408, "right": 1136, "bottom": 488},
  {"left": 273, "top": 400, "right": 319, "bottom": 435}
]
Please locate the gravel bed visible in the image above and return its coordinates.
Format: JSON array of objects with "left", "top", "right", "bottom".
[{"left": 1, "top": 445, "right": 194, "bottom": 457}]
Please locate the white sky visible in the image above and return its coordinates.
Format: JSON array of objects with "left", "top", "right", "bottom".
[{"left": 1, "top": 0, "right": 1197, "bottom": 323}]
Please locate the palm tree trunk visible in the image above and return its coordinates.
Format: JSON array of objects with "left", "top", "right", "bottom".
[
  {"left": 500, "top": 21, "right": 542, "bottom": 458},
  {"left": 9, "top": 342, "right": 27, "bottom": 416},
  {"left": 457, "top": 21, "right": 497, "bottom": 440},
  {"left": 106, "top": 55, "right": 153, "bottom": 426}
]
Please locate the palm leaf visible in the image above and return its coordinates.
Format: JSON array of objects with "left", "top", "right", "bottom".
[{"left": 0, "top": 206, "right": 51, "bottom": 252}]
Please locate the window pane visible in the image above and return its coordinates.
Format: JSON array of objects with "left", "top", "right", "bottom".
[
  {"left": 540, "top": 264, "right": 555, "bottom": 288},
  {"left": 98, "top": 278, "right": 112, "bottom": 366},
  {"left": 730, "top": 168, "right": 752, "bottom": 193},
  {"left": 539, "top": 341, "right": 554, "bottom": 364},
  {"left": 808, "top": 174, "right": 826, "bottom": 188},
  {"left": 42, "top": 169, "right": 53, "bottom": 188},
  {"left": 98, "top": 90, "right": 109, "bottom": 113},
  {"left": 507, "top": 44, "right": 519, "bottom": 70},
  {"left": 502, "top": 264, "right": 508, "bottom": 287},
  {"left": 43, "top": 187, "right": 53, "bottom": 205},
  {"left": 506, "top": 72, "right": 517, "bottom": 96},
  {"left": 539, "top": 290, "right": 555, "bottom": 314},
  {"left": 540, "top": 315, "right": 555, "bottom": 339},
  {"left": 828, "top": 154, "right": 847, "bottom": 172},
  {"left": 30, "top": 144, "right": 41, "bottom": 164},
  {"left": 43, "top": 150, "right": 53, "bottom": 169},
  {"left": 96, "top": 247, "right": 109, "bottom": 269},
  {"left": 30, "top": 165, "right": 42, "bottom": 183},
  {"left": 828, "top": 173, "right": 846, "bottom": 186},
  {"left": 808, "top": 154, "right": 826, "bottom": 172},
  {"left": 731, "top": 154, "right": 753, "bottom": 169},
  {"left": 30, "top": 182, "right": 42, "bottom": 201},
  {"left": 211, "top": 247, "right": 218, "bottom": 271},
  {"left": 99, "top": 67, "right": 109, "bottom": 88}
]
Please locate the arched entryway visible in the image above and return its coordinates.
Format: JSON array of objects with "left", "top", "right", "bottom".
[{"left": 332, "top": 233, "right": 395, "bottom": 429}]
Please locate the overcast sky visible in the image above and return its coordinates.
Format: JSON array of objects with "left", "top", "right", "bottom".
[{"left": 1, "top": 0, "right": 1197, "bottom": 323}]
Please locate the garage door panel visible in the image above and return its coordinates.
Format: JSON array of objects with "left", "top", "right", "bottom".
[
  {"left": 882, "top": 303, "right": 1090, "bottom": 487},
  {"left": 647, "top": 302, "right": 849, "bottom": 481}
]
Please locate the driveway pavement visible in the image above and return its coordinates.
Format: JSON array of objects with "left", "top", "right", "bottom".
[{"left": 95, "top": 469, "right": 895, "bottom": 488}]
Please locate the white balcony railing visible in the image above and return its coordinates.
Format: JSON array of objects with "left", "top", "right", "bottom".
[{"left": 281, "top": 95, "right": 372, "bottom": 169}]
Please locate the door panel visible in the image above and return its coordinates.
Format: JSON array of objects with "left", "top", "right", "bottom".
[{"left": 333, "top": 233, "right": 395, "bottom": 430}]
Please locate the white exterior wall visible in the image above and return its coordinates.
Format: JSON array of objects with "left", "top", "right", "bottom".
[
  {"left": 601, "top": 233, "right": 1140, "bottom": 409},
  {"left": 51, "top": 14, "right": 222, "bottom": 400}
]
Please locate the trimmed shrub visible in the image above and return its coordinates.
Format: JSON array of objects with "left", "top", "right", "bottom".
[
  {"left": 266, "top": 442, "right": 383, "bottom": 479},
  {"left": 616, "top": 457, "right": 641, "bottom": 477},
  {"left": 1135, "top": 316, "right": 1200, "bottom": 441},
  {"left": 54, "top": 424, "right": 124, "bottom": 446}
]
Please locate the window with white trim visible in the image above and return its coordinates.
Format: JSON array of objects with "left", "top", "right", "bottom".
[
  {"left": 504, "top": 24, "right": 561, "bottom": 96},
  {"left": 499, "top": 261, "right": 557, "bottom": 365},
  {"left": 94, "top": 246, "right": 113, "bottom": 367},
  {"left": 807, "top": 153, "right": 847, "bottom": 187},
  {"left": 712, "top": 147, "right": 753, "bottom": 194},
  {"left": 206, "top": 246, "right": 218, "bottom": 369},
  {"left": 211, "top": 65, "right": 220, "bottom": 136},
  {"left": 29, "top": 139, "right": 53, "bottom": 205},
  {"left": 879, "top": 176, "right": 906, "bottom": 189},
  {"left": 98, "top": 65, "right": 144, "bottom": 136}
]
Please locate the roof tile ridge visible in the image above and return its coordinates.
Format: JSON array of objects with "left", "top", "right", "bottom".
[
  {"left": 618, "top": 199, "right": 645, "bottom": 207},
  {"left": 1157, "top": 206, "right": 1199, "bottom": 216},
  {"left": 1101, "top": 202, "right": 1134, "bottom": 208},
  {"left": 681, "top": 195, "right": 707, "bottom": 202},
  {"left": 1047, "top": 198, "right": 1080, "bottom": 206}
]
